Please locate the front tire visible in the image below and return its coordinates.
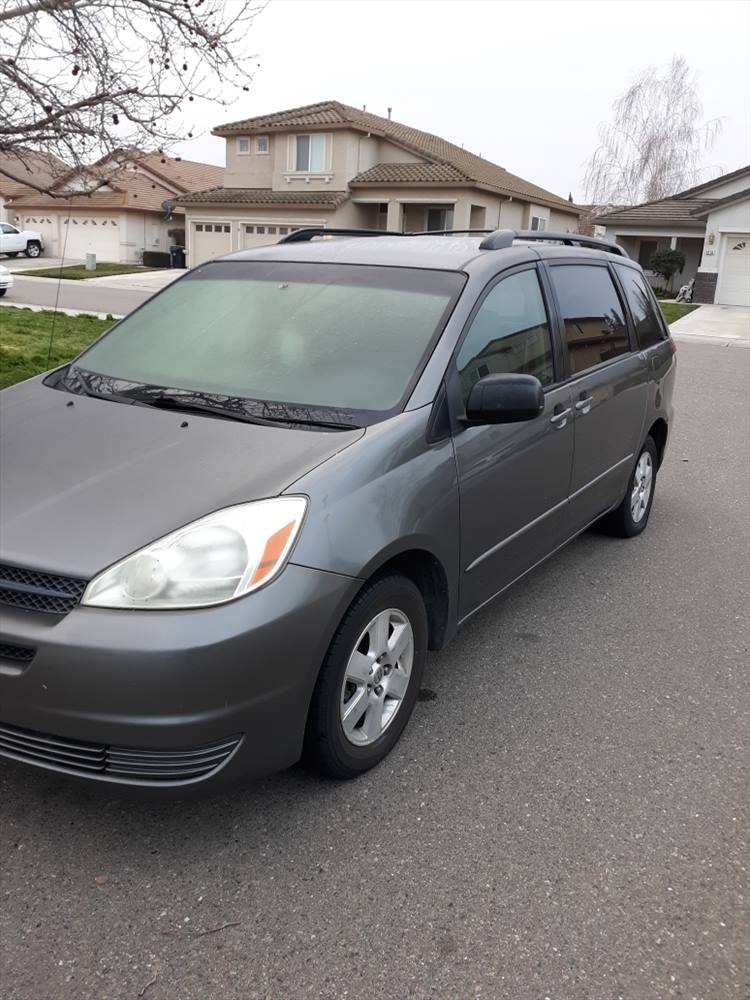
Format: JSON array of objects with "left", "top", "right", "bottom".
[
  {"left": 603, "top": 435, "right": 658, "bottom": 537},
  {"left": 304, "top": 574, "right": 428, "bottom": 779},
  {"left": 25, "top": 241, "right": 41, "bottom": 258},
  {"left": 0, "top": 288, "right": 6, "bottom": 297}
]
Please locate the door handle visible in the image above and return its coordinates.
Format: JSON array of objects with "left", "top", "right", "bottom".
[
  {"left": 550, "top": 407, "right": 572, "bottom": 428},
  {"left": 575, "top": 395, "right": 593, "bottom": 414}
]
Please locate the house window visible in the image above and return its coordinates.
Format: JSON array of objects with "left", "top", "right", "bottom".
[
  {"left": 530, "top": 215, "right": 547, "bottom": 232},
  {"left": 237, "top": 138, "right": 250, "bottom": 155},
  {"left": 256, "top": 136, "right": 269, "bottom": 154},
  {"left": 638, "top": 239, "right": 658, "bottom": 270},
  {"left": 256, "top": 226, "right": 266, "bottom": 234},
  {"left": 267, "top": 226, "right": 277, "bottom": 235},
  {"left": 426, "top": 207, "right": 454, "bottom": 232},
  {"left": 245, "top": 225, "right": 254, "bottom": 234},
  {"left": 222, "top": 225, "right": 230, "bottom": 233},
  {"left": 294, "top": 134, "right": 327, "bottom": 172},
  {"left": 195, "top": 224, "right": 204, "bottom": 232},
  {"left": 279, "top": 227, "right": 289, "bottom": 235}
]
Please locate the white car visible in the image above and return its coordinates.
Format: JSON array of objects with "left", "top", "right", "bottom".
[
  {"left": 0, "top": 263, "right": 13, "bottom": 297},
  {"left": 0, "top": 222, "right": 44, "bottom": 259}
]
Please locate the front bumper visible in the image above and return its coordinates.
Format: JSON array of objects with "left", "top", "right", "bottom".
[
  {"left": 0, "top": 275, "right": 13, "bottom": 291},
  {"left": 0, "top": 563, "right": 360, "bottom": 793}
]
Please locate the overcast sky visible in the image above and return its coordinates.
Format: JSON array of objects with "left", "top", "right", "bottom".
[{"left": 175, "top": 0, "right": 750, "bottom": 202}]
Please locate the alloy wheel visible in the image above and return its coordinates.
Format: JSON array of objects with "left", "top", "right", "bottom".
[{"left": 339, "top": 608, "right": 414, "bottom": 746}]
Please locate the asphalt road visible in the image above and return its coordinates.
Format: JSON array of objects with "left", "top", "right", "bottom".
[
  {"left": 6, "top": 276, "right": 149, "bottom": 316},
  {"left": 1, "top": 340, "right": 748, "bottom": 1000}
]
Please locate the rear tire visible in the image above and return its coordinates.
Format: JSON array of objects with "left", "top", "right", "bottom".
[
  {"left": 25, "top": 241, "right": 41, "bottom": 258},
  {"left": 0, "top": 288, "right": 6, "bottom": 297},
  {"left": 304, "top": 574, "right": 427, "bottom": 779},
  {"left": 602, "top": 435, "right": 658, "bottom": 538}
]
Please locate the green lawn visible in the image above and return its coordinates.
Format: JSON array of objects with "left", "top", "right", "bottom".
[
  {"left": 23, "top": 262, "right": 161, "bottom": 279},
  {"left": 0, "top": 307, "right": 111, "bottom": 389},
  {"left": 659, "top": 302, "right": 700, "bottom": 325}
]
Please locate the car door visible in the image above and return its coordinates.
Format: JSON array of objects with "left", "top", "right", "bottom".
[
  {"left": 449, "top": 265, "right": 575, "bottom": 620},
  {"left": 0, "top": 224, "right": 23, "bottom": 253},
  {"left": 545, "top": 261, "right": 650, "bottom": 532}
]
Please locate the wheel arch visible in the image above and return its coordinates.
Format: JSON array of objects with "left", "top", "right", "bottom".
[{"left": 647, "top": 417, "right": 668, "bottom": 467}]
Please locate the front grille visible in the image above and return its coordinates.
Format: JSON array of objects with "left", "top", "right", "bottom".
[
  {"left": 0, "top": 722, "right": 241, "bottom": 783},
  {"left": 0, "top": 564, "right": 87, "bottom": 615},
  {"left": 0, "top": 643, "right": 35, "bottom": 664}
]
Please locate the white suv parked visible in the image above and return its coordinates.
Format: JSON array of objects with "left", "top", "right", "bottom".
[{"left": 0, "top": 223, "right": 44, "bottom": 259}]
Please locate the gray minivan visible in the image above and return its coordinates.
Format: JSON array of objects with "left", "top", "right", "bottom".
[{"left": 0, "top": 229, "right": 676, "bottom": 791}]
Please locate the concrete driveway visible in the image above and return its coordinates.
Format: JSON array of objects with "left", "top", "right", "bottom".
[
  {"left": 1, "top": 339, "right": 748, "bottom": 1000},
  {"left": 671, "top": 303, "right": 750, "bottom": 346}
]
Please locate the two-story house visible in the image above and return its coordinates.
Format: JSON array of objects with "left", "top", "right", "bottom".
[{"left": 176, "top": 101, "right": 581, "bottom": 266}]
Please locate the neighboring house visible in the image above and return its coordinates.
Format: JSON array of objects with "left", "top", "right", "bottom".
[
  {"left": 7, "top": 151, "right": 223, "bottom": 262},
  {"left": 0, "top": 150, "right": 69, "bottom": 224},
  {"left": 596, "top": 166, "right": 750, "bottom": 305},
  {"left": 174, "top": 100, "right": 581, "bottom": 266}
]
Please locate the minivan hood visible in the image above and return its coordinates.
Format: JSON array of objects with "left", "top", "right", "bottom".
[{"left": 0, "top": 378, "right": 364, "bottom": 579}]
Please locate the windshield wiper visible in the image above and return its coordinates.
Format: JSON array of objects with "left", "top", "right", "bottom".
[
  {"left": 145, "top": 395, "right": 359, "bottom": 431},
  {"left": 143, "top": 394, "right": 283, "bottom": 427}
]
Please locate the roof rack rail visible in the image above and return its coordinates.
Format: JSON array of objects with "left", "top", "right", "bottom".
[
  {"left": 406, "top": 229, "right": 495, "bottom": 237},
  {"left": 478, "top": 229, "right": 629, "bottom": 258},
  {"left": 278, "top": 227, "right": 405, "bottom": 244}
]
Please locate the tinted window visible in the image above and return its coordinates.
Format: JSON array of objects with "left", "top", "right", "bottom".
[
  {"left": 456, "top": 269, "right": 554, "bottom": 403},
  {"left": 550, "top": 265, "right": 629, "bottom": 375},
  {"left": 72, "top": 262, "right": 464, "bottom": 417},
  {"left": 616, "top": 265, "right": 667, "bottom": 349}
]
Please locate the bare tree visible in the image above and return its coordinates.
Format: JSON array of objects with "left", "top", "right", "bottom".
[
  {"left": 0, "top": 0, "right": 263, "bottom": 194},
  {"left": 584, "top": 56, "right": 722, "bottom": 205}
]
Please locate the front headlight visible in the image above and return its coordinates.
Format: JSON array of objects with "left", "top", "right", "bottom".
[{"left": 82, "top": 497, "right": 307, "bottom": 609}]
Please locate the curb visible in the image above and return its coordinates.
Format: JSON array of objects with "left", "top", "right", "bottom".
[{"left": 0, "top": 301, "right": 122, "bottom": 320}]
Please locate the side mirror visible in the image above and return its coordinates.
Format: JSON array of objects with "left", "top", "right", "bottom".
[{"left": 464, "top": 373, "right": 545, "bottom": 425}]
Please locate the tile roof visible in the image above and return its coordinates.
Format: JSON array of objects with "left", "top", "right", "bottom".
[
  {"left": 350, "top": 162, "right": 468, "bottom": 185},
  {"left": 10, "top": 172, "right": 184, "bottom": 213},
  {"left": 136, "top": 153, "right": 224, "bottom": 194},
  {"left": 689, "top": 187, "right": 750, "bottom": 217},
  {"left": 213, "top": 101, "right": 578, "bottom": 212},
  {"left": 595, "top": 198, "right": 712, "bottom": 226},
  {"left": 9, "top": 150, "right": 223, "bottom": 213},
  {"left": 174, "top": 187, "right": 350, "bottom": 207},
  {"left": 0, "top": 149, "right": 69, "bottom": 196},
  {"left": 672, "top": 164, "right": 750, "bottom": 199}
]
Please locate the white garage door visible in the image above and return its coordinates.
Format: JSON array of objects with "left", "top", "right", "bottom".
[
  {"left": 62, "top": 216, "right": 120, "bottom": 261},
  {"left": 241, "top": 223, "right": 295, "bottom": 249},
  {"left": 20, "top": 215, "right": 58, "bottom": 254},
  {"left": 191, "top": 223, "right": 232, "bottom": 265},
  {"left": 719, "top": 235, "right": 750, "bottom": 306}
]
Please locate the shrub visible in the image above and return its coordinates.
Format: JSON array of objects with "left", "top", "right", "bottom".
[
  {"left": 142, "top": 250, "right": 170, "bottom": 268},
  {"left": 649, "top": 249, "right": 686, "bottom": 290}
]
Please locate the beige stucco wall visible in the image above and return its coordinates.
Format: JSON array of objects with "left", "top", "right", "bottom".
[
  {"left": 13, "top": 207, "right": 176, "bottom": 262},
  {"left": 224, "top": 134, "right": 275, "bottom": 188},
  {"left": 698, "top": 197, "right": 750, "bottom": 273},
  {"left": 698, "top": 172, "right": 750, "bottom": 201}
]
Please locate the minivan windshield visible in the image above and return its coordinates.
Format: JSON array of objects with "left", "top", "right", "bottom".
[{"left": 67, "top": 261, "right": 464, "bottom": 423}]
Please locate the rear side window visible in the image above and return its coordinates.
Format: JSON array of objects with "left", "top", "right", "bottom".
[
  {"left": 549, "top": 264, "right": 629, "bottom": 376},
  {"left": 616, "top": 266, "right": 668, "bottom": 349},
  {"left": 456, "top": 269, "right": 554, "bottom": 403}
]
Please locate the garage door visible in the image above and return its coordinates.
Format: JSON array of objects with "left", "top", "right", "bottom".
[
  {"left": 20, "top": 215, "right": 58, "bottom": 255},
  {"left": 719, "top": 235, "right": 750, "bottom": 306},
  {"left": 241, "top": 223, "right": 296, "bottom": 249},
  {"left": 62, "top": 216, "right": 120, "bottom": 261},
  {"left": 191, "top": 223, "right": 232, "bottom": 265}
]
